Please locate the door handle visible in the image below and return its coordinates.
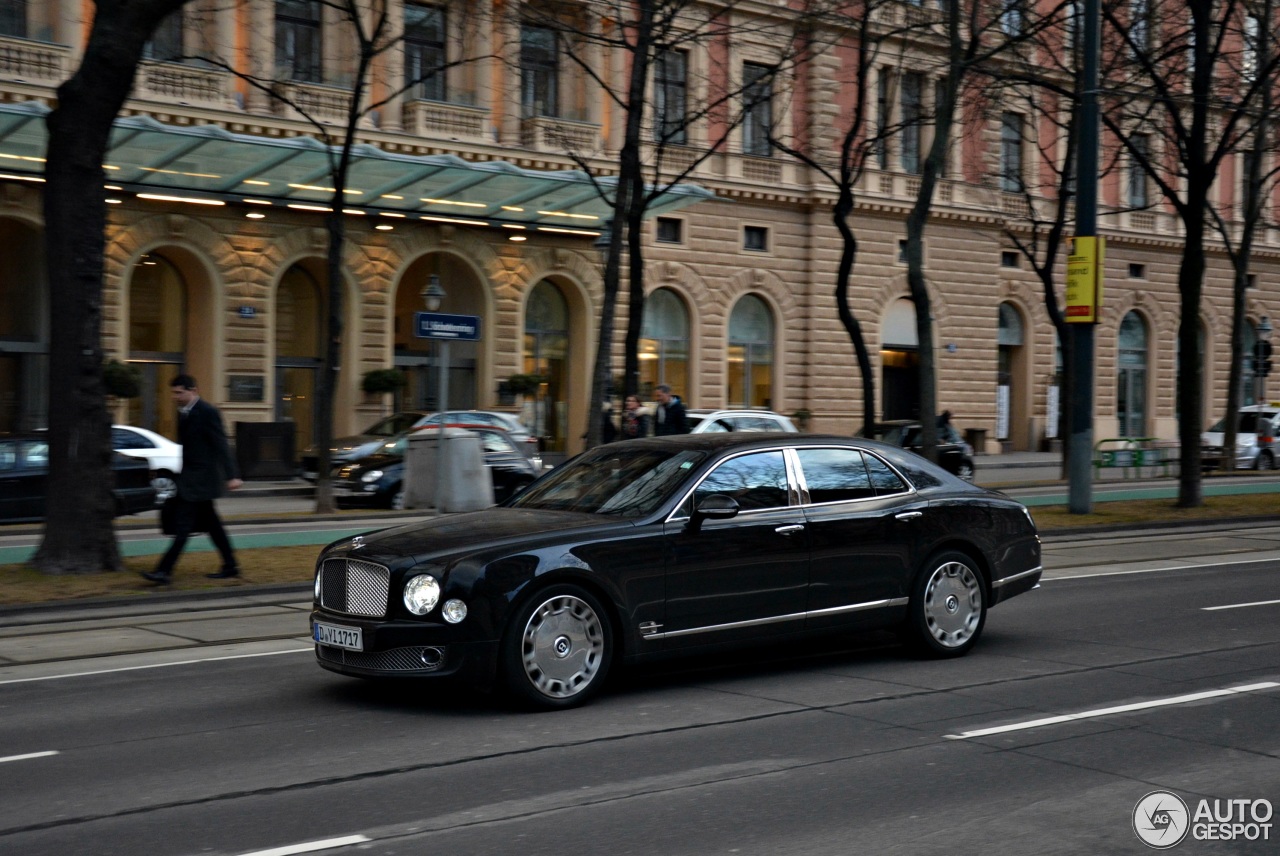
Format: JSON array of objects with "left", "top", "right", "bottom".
[
  {"left": 775, "top": 524, "right": 805, "bottom": 536},
  {"left": 895, "top": 511, "right": 923, "bottom": 522}
]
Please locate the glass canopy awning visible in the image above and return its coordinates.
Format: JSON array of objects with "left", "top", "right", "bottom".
[{"left": 0, "top": 101, "right": 715, "bottom": 233}]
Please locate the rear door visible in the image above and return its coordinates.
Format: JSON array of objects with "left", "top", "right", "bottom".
[
  {"left": 661, "top": 449, "right": 809, "bottom": 648},
  {"left": 795, "top": 447, "right": 921, "bottom": 632}
]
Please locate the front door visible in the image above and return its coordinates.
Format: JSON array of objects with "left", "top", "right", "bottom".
[{"left": 662, "top": 450, "right": 809, "bottom": 648}]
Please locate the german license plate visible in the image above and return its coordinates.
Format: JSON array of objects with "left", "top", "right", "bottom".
[{"left": 313, "top": 621, "right": 362, "bottom": 651}]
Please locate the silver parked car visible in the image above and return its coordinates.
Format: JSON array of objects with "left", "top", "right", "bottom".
[{"left": 686, "top": 409, "right": 799, "bottom": 434}]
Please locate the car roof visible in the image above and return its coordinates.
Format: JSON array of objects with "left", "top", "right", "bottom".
[{"left": 686, "top": 409, "right": 788, "bottom": 417}]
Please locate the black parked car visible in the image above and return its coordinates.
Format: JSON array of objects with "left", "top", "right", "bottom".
[
  {"left": 861, "top": 421, "right": 976, "bottom": 482},
  {"left": 311, "top": 434, "right": 1040, "bottom": 709},
  {"left": 0, "top": 435, "right": 156, "bottom": 523},
  {"left": 331, "top": 424, "right": 539, "bottom": 510}
]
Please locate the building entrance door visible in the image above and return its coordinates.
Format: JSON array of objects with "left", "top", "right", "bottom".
[{"left": 127, "top": 356, "right": 184, "bottom": 439}]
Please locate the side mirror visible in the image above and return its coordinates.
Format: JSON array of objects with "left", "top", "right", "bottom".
[{"left": 693, "top": 494, "right": 740, "bottom": 521}]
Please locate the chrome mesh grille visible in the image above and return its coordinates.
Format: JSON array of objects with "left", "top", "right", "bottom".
[
  {"left": 317, "top": 645, "right": 446, "bottom": 672},
  {"left": 319, "top": 558, "right": 390, "bottom": 617}
]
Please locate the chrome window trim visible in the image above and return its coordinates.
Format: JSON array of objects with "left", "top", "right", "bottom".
[
  {"left": 991, "top": 565, "right": 1042, "bottom": 588},
  {"left": 641, "top": 597, "right": 910, "bottom": 639},
  {"left": 790, "top": 445, "right": 918, "bottom": 509},
  {"left": 664, "top": 445, "right": 797, "bottom": 523}
]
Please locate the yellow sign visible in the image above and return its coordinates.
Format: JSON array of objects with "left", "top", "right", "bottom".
[{"left": 1065, "top": 235, "right": 1104, "bottom": 323}]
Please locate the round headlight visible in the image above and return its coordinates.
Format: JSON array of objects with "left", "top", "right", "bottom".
[
  {"left": 442, "top": 599, "right": 468, "bottom": 624},
  {"left": 403, "top": 574, "right": 441, "bottom": 615},
  {"left": 361, "top": 469, "right": 384, "bottom": 483}
]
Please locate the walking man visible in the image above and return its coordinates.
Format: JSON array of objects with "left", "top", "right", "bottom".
[
  {"left": 653, "top": 384, "right": 689, "bottom": 435},
  {"left": 143, "top": 374, "right": 243, "bottom": 583}
]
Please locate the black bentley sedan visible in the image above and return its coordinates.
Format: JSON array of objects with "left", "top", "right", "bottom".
[{"left": 311, "top": 434, "right": 1040, "bottom": 709}]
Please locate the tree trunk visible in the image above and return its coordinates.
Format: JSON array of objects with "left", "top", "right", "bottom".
[
  {"left": 833, "top": 192, "right": 876, "bottom": 435},
  {"left": 33, "top": 3, "right": 184, "bottom": 573}
]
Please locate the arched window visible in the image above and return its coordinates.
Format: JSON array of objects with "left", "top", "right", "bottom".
[
  {"left": 728, "top": 294, "right": 774, "bottom": 408},
  {"left": 128, "top": 252, "right": 187, "bottom": 437},
  {"left": 275, "top": 265, "right": 325, "bottom": 454},
  {"left": 1117, "top": 311, "right": 1148, "bottom": 437},
  {"left": 640, "top": 288, "right": 689, "bottom": 399},
  {"left": 524, "top": 281, "right": 570, "bottom": 451}
]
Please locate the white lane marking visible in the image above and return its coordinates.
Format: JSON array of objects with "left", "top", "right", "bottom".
[
  {"left": 238, "top": 835, "right": 370, "bottom": 856},
  {"left": 0, "top": 648, "right": 312, "bottom": 686},
  {"left": 1204, "top": 598, "right": 1280, "bottom": 611},
  {"left": 0, "top": 750, "right": 58, "bottom": 764},
  {"left": 945, "top": 682, "right": 1280, "bottom": 740},
  {"left": 1050, "top": 555, "right": 1280, "bottom": 581}
]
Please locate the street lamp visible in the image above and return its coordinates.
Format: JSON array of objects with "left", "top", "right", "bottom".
[{"left": 421, "top": 274, "right": 448, "bottom": 513}]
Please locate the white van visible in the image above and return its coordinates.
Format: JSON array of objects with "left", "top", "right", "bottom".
[{"left": 1201, "top": 403, "right": 1280, "bottom": 470}]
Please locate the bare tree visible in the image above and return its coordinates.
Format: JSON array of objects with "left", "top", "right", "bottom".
[
  {"left": 34, "top": 0, "right": 196, "bottom": 575},
  {"left": 514, "top": 0, "right": 834, "bottom": 447},
  {"left": 1099, "top": 0, "right": 1280, "bottom": 505}
]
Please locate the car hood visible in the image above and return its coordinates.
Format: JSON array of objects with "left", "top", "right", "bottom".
[
  {"left": 336, "top": 507, "right": 632, "bottom": 564},
  {"left": 339, "top": 452, "right": 403, "bottom": 472}
]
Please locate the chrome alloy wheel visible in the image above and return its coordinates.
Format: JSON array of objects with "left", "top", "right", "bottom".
[
  {"left": 520, "top": 594, "right": 606, "bottom": 700},
  {"left": 921, "top": 561, "right": 983, "bottom": 649}
]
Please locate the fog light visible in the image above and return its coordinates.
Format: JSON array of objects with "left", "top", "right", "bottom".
[{"left": 442, "top": 599, "right": 468, "bottom": 624}]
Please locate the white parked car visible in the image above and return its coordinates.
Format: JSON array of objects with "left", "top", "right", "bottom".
[
  {"left": 112, "top": 424, "right": 183, "bottom": 502},
  {"left": 686, "top": 409, "right": 799, "bottom": 434},
  {"left": 1201, "top": 403, "right": 1279, "bottom": 470}
]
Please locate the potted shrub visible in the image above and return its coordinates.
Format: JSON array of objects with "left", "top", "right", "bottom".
[
  {"left": 502, "top": 373, "right": 546, "bottom": 396},
  {"left": 103, "top": 359, "right": 142, "bottom": 400},
  {"left": 362, "top": 368, "right": 407, "bottom": 414},
  {"left": 791, "top": 408, "right": 812, "bottom": 432}
]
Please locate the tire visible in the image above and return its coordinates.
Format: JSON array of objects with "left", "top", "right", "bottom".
[
  {"left": 152, "top": 470, "right": 178, "bottom": 503},
  {"left": 389, "top": 485, "right": 406, "bottom": 510},
  {"left": 905, "top": 550, "right": 987, "bottom": 657},
  {"left": 1255, "top": 451, "right": 1275, "bottom": 471},
  {"left": 500, "top": 584, "right": 613, "bottom": 710},
  {"left": 956, "top": 459, "right": 975, "bottom": 482}
]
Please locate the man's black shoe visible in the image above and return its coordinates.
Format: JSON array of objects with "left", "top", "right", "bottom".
[
  {"left": 142, "top": 571, "right": 171, "bottom": 584},
  {"left": 206, "top": 568, "right": 240, "bottom": 579}
]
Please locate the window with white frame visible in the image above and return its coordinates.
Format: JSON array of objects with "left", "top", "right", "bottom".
[
  {"left": 901, "top": 72, "right": 922, "bottom": 175},
  {"left": 876, "top": 71, "right": 890, "bottom": 169},
  {"left": 521, "top": 24, "right": 558, "bottom": 118},
  {"left": 1128, "top": 134, "right": 1149, "bottom": 208},
  {"left": 742, "top": 62, "right": 774, "bottom": 157},
  {"left": 144, "top": 9, "right": 184, "bottom": 61},
  {"left": 1130, "top": 0, "right": 1149, "bottom": 54},
  {"left": 1000, "top": 0, "right": 1024, "bottom": 36},
  {"left": 1000, "top": 112, "right": 1023, "bottom": 192},
  {"left": 404, "top": 4, "right": 446, "bottom": 102},
  {"left": 275, "top": 0, "right": 324, "bottom": 83},
  {"left": 0, "top": 0, "right": 25, "bottom": 38},
  {"left": 1244, "top": 15, "right": 1259, "bottom": 82},
  {"left": 654, "top": 49, "right": 688, "bottom": 145}
]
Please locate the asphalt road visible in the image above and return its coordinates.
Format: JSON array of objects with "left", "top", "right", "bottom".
[{"left": 1, "top": 538, "right": 1277, "bottom": 855}]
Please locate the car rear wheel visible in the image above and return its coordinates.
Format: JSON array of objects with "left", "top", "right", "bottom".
[
  {"left": 1255, "top": 451, "right": 1275, "bottom": 471},
  {"left": 906, "top": 550, "right": 986, "bottom": 657},
  {"left": 501, "top": 584, "right": 613, "bottom": 709},
  {"left": 389, "top": 485, "right": 405, "bottom": 510},
  {"left": 956, "top": 459, "right": 975, "bottom": 482},
  {"left": 151, "top": 470, "right": 178, "bottom": 503}
]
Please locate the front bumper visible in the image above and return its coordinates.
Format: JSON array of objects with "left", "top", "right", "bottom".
[{"left": 310, "top": 609, "right": 500, "bottom": 687}]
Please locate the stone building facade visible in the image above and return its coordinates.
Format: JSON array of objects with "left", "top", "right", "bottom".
[{"left": 0, "top": 0, "right": 1275, "bottom": 462}]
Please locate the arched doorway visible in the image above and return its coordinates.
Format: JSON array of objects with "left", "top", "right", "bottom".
[
  {"left": 127, "top": 251, "right": 187, "bottom": 438},
  {"left": 0, "top": 218, "right": 48, "bottom": 431},
  {"left": 275, "top": 264, "right": 325, "bottom": 454},
  {"left": 640, "top": 287, "right": 690, "bottom": 400},
  {"left": 881, "top": 298, "right": 919, "bottom": 420},
  {"left": 524, "top": 280, "right": 570, "bottom": 452},
  {"left": 997, "top": 302, "right": 1029, "bottom": 450},
  {"left": 394, "top": 254, "right": 483, "bottom": 413},
  {"left": 727, "top": 294, "right": 774, "bottom": 408},
  {"left": 1117, "top": 310, "right": 1149, "bottom": 437}
]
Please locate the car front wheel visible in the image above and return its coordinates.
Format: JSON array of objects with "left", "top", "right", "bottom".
[
  {"left": 501, "top": 584, "right": 613, "bottom": 709},
  {"left": 906, "top": 550, "right": 986, "bottom": 657},
  {"left": 956, "top": 459, "right": 975, "bottom": 482},
  {"left": 151, "top": 470, "right": 178, "bottom": 503}
]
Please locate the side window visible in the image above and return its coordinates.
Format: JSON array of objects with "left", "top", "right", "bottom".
[
  {"left": 690, "top": 450, "right": 789, "bottom": 512},
  {"left": 478, "top": 430, "right": 512, "bottom": 454},
  {"left": 863, "top": 453, "right": 908, "bottom": 495},
  {"left": 796, "top": 448, "right": 875, "bottom": 503},
  {"left": 24, "top": 441, "right": 49, "bottom": 468},
  {"left": 0, "top": 441, "right": 15, "bottom": 470},
  {"left": 113, "top": 429, "right": 154, "bottom": 450}
]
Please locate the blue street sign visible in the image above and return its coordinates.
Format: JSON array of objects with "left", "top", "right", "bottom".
[{"left": 414, "top": 311, "right": 482, "bottom": 341}]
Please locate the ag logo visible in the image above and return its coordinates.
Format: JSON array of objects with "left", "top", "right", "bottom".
[{"left": 1134, "top": 790, "right": 1190, "bottom": 848}]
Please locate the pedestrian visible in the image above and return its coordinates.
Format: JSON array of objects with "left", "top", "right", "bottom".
[
  {"left": 619, "top": 394, "right": 651, "bottom": 439},
  {"left": 143, "top": 374, "right": 243, "bottom": 583},
  {"left": 600, "top": 400, "right": 619, "bottom": 443},
  {"left": 653, "top": 384, "right": 689, "bottom": 435},
  {"left": 937, "top": 409, "right": 962, "bottom": 444}
]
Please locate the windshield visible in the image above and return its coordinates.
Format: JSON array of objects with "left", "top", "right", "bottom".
[{"left": 510, "top": 447, "right": 708, "bottom": 516}]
